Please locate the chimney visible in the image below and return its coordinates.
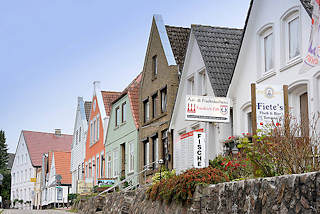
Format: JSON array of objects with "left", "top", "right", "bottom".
[
  {"left": 93, "top": 81, "right": 101, "bottom": 95},
  {"left": 54, "top": 129, "right": 62, "bottom": 136}
]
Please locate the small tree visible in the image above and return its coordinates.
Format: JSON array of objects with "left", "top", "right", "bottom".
[{"left": 0, "top": 130, "right": 9, "bottom": 170}]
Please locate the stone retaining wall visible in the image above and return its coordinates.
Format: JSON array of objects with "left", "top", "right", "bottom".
[{"left": 74, "top": 171, "right": 320, "bottom": 213}]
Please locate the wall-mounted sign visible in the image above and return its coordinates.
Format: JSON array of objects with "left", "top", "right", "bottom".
[
  {"left": 255, "top": 84, "right": 285, "bottom": 130},
  {"left": 97, "top": 178, "right": 115, "bottom": 187},
  {"left": 174, "top": 129, "right": 204, "bottom": 173},
  {"left": 185, "top": 95, "right": 230, "bottom": 123},
  {"left": 30, "top": 178, "right": 36, "bottom": 182},
  {"left": 193, "top": 132, "right": 206, "bottom": 168}
]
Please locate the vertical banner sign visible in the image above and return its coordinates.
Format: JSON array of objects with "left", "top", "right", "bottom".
[
  {"left": 193, "top": 132, "right": 206, "bottom": 168},
  {"left": 300, "top": 0, "right": 320, "bottom": 73},
  {"left": 255, "top": 84, "right": 285, "bottom": 130},
  {"left": 185, "top": 95, "right": 230, "bottom": 123}
]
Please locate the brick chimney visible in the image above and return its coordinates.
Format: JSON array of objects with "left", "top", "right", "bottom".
[{"left": 54, "top": 129, "right": 62, "bottom": 136}]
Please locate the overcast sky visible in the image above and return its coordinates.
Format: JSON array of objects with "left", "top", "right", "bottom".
[{"left": 0, "top": 0, "right": 250, "bottom": 153}]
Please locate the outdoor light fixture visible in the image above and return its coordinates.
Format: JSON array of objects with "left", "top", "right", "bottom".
[{"left": 158, "top": 159, "right": 164, "bottom": 180}]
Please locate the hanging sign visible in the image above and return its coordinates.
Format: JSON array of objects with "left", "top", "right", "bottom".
[
  {"left": 193, "top": 132, "right": 206, "bottom": 168},
  {"left": 185, "top": 95, "right": 230, "bottom": 123},
  {"left": 255, "top": 84, "right": 285, "bottom": 130}
]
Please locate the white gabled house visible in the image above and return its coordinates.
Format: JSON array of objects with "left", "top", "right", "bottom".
[
  {"left": 11, "top": 130, "right": 72, "bottom": 209},
  {"left": 70, "top": 97, "right": 91, "bottom": 193},
  {"left": 228, "top": 0, "right": 319, "bottom": 135},
  {"left": 170, "top": 25, "right": 242, "bottom": 172}
]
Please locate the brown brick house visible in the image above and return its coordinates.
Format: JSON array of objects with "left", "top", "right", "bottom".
[{"left": 139, "top": 14, "right": 189, "bottom": 180}]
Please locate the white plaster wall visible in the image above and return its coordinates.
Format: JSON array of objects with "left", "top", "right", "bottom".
[
  {"left": 70, "top": 98, "right": 88, "bottom": 193},
  {"left": 228, "top": 0, "right": 320, "bottom": 135},
  {"left": 171, "top": 32, "right": 228, "bottom": 170},
  {"left": 11, "top": 132, "right": 36, "bottom": 207}
]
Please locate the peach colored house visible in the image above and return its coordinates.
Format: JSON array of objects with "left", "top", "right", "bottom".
[{"left": 84, "top": 82, "right": 120, "bottom": 185}]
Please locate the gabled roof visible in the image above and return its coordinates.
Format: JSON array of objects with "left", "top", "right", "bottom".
[
  {"left": 192, "top": 25, "right": 243, "bottom": 97},
  {"left": 23, "top": 130, "right": 72, "bottom": 167},
  {"left": 165, "top": 25, "right": 190, "bottom": 72},
  {"left": 112, "top": 73, "right": 142, "bottom": 129},
  {"left": 84, "top": 101, "right": 92, "bottom": 122},
  {"left": 101, "top": 91, "right": 121, "bottom": 116},
  {"left": 48, "top": 151, "right": 72, "bottom": 185}
]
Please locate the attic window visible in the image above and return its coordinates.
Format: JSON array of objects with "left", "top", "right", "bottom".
[{"left": 152, "top": 55, "right": 158, "bottom": 78}]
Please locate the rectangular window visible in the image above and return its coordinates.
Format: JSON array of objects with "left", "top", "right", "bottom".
[
  {"left": 161, "top": 87, "right": 167, "bottom": 113},
  {"left": 200, "top": 71, "right": 207, "bottom": 95},
  {"left": 79, "top": 127, "right": 81, "bottom": 143},
  {"left": 90, "top": 122, "right": 93, "bottom": 145},
  {"left": 152, "top": 136, "right": 159, "bottom": 169},
  {"left": 96, "top": 116, "right": 99, "bottom": 141},
  {"left": 152, "top": 55, "right": 157, "bottom": 77},
  {"left": 57, "top": 188, "right": 63, "bottom": 200},
  {"left": 116, "top": 107, "right": 120, "bottom": 127},
  {"left": 92, "top": 159, "right": 95, "bottom": 179},
  {"left": 101, "top": 154, "right": 104, "bottom": 178},
  {"left": 144, "top": 141, "right": 150, "bottom": 167},
  {"left": 289, "top": 17, "right": 300, "bottom": 59},
  {"left": 89, "top": 161, "right": 92, "bottom": 177},
  {"left": 107, "top": 153, "right": 112, "bottom": 178},
  {"left": 75, "top": 130, "right": 78, "bottom": 145},
  {"left": 152, "top": 93, "right": 157, "bottom": 118},
  {"left": 144, "top": 99, "right": 149, "bottom": 122},
  {"left": 128, "top": 142, "right": 134, "bottom": 173},
  {"left": 162, "top": 130, "right": 168, "bottom": 162},
  {"left": 122, "top": 102, "right": 127, "bottom": 123},
  {"left": 188, "top": 77, "right": 195, "bottom": 95},
  {"left": 264, "top": 33, "right": 274, "bottom": 72},
  {"left": 96, "top": 156, "right": 100, "bottom": 179},
  {"left": 247, "top": 112, "right": 252, "bottom": 133},
  {"left": 113, "top": 149, "right": 119, "bottom": 177}
]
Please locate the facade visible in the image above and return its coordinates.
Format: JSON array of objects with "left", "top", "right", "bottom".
[
  {"left": 170, "top": 25, "right": 242, "bottom": 171},
  {"left": 84, "top": 82, "right": 120, "bottom": 186},
  {"left": 11, "top": 130, "right": 72, "bottom": 209},
  {"left": 70, "top": 97, "right": 91, "bottom": 193},
  {"left": 41, "top": 151, "right": 72, "bottom": 208},
  {"left": 139, "top": 14, "right": 190, "bottom": 180},
  {"left": 105, "top": 74, "right": 141, "bottom": 185},
  {"left": 228, "top": 0, "right": 318, "bottom": 136}
]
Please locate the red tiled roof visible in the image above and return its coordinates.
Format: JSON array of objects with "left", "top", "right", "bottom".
[
  {"left": 49, "top": 151, "right": 72, "bottom": 185},
  {"left": 128, "top": 74, "right": 142, "bottom": 128},
  {"left": 23, "top": 130, "right": 72, "bottom": 167},
  {"left": 101, "top": 91, "right": 121, "bottom": 116}
]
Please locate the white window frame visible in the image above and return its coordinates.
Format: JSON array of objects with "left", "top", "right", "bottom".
[
  {"left": 96, "top": 115, "right": 100, "bottom": 142},
  {"left": 199, "top": 70, "right": 207, "bottom": 96},
  {"left": 128, "top": 142, "right": 134, "bottom": 173},
  {"left": 281, "top": 7, "right": 301, "bottom": 68},
  {"left": 106, "top": 152, "right": 112, "bottom": 178},
  {"left": 113, "top": 149, "right": 119, "bottom": 178},
  {"left": 187, "top": 75, "right": 195, "bottom": 95},
  {"left": 257, "top": 24, "right": 275, "bottom": 79},
  {"left": 240, "top": 102, "right": 252, "bottom": 134},
  {"left": 96, "top": 154, "right": 100, "bottom": 180}
]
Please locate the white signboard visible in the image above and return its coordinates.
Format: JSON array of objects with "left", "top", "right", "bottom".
[
  {"left": 256, "top": 84, "right": 284, "bottom": 130},
  {"left": 185, "top": 95, "right": 230, "bottom": 122},
  {"left": 193, "top": 132, "right": 206, "bottom": 168},
  {"left": 174, "top": 129, "right": 204, "bottom": 173}
]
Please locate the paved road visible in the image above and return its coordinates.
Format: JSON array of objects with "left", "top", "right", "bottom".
[{"left": 1, "top": 209, "right": 77, "bottom": 214}]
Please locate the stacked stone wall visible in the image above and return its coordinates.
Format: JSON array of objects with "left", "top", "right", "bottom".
[{"left": 74, "top": 171, "right": 320, "bottom": 214}]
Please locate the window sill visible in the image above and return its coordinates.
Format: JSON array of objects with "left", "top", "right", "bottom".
[
  {"left": 280, "top": 57, "right": 302, "bottom": 72},
  {"left": 143, "top": 112, "right": 168, "bottom": 126},
  {"left": 127, "top": 171, "right": 134, "bottom": 176},
  {"left": 120, "top": 122, "right": 127, "bottom": 127},
  {"left": 256, "top": 70, "right": 276, "bottom": 83}
]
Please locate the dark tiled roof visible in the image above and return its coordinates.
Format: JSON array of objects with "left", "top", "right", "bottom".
[
  {"left": 165, "top": 26, "right": 190, "bottom": 72},
  {"left": 23, "top": 130, "right": 72, "bottom": 167},
  {"left": 300, "top": 0, "right": 312, "bottom": 16},
  {"left": 7, "top": 153, "right": 15, "bottom": 170},
  {"left": 192, "top": 25, "right": 243, "bottom": 97},
  {"left": 84, "top": 101, "right": 92, "bottom": 122},
  {"left": 101, "top": 91, "right": 121, "bottom": 116}
]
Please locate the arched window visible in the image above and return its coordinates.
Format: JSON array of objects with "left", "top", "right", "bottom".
[
  {"left": 281, "top": 7, "right": 301, "bottom": 66},
  {"left": 241, "top": 102, "right": 252, "bottom": 134},
  {"left": 257, "top": 24, "right": 274, "bottom": 76}
]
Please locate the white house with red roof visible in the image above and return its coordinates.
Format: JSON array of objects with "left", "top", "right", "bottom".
[
  {"left": 41, "top": 151, "right": 72, "bottom": 208},
  {"left": 11, "top": 130, "right": 72, "bottom": 209}
]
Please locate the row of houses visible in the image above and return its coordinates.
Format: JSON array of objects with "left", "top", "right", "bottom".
[{"left": 10, "top": 0, "right": 320, "bottom": 209}]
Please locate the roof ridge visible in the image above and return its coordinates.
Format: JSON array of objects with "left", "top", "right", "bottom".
[
  {"left": 191, "top": 24, "right": 243, "bottom": 31},
  {"left": 101, "top": 90, "right": 121, "bottom": 94},
  {"left": 22, "top": 130, "right": 72, "bottom": 136},
  {"left": 165, "top": 25, "right": 190, "bottom": 30}
]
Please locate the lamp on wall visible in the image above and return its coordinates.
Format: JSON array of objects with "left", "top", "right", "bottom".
[{"left": 158, "top": 159, "right": 164, "bottom": 181}]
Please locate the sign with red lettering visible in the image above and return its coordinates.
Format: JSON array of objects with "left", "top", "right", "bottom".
[
  {"left": 185, "top": 95, "right": 230, "bottom": 122},
  {"left": 256, "top": 84, "right": 284, "bottom": 130}
]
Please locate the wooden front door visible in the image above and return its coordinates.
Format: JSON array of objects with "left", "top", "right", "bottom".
[{"left": 300, "top": 92, "right": 309, "bottom": 136}]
